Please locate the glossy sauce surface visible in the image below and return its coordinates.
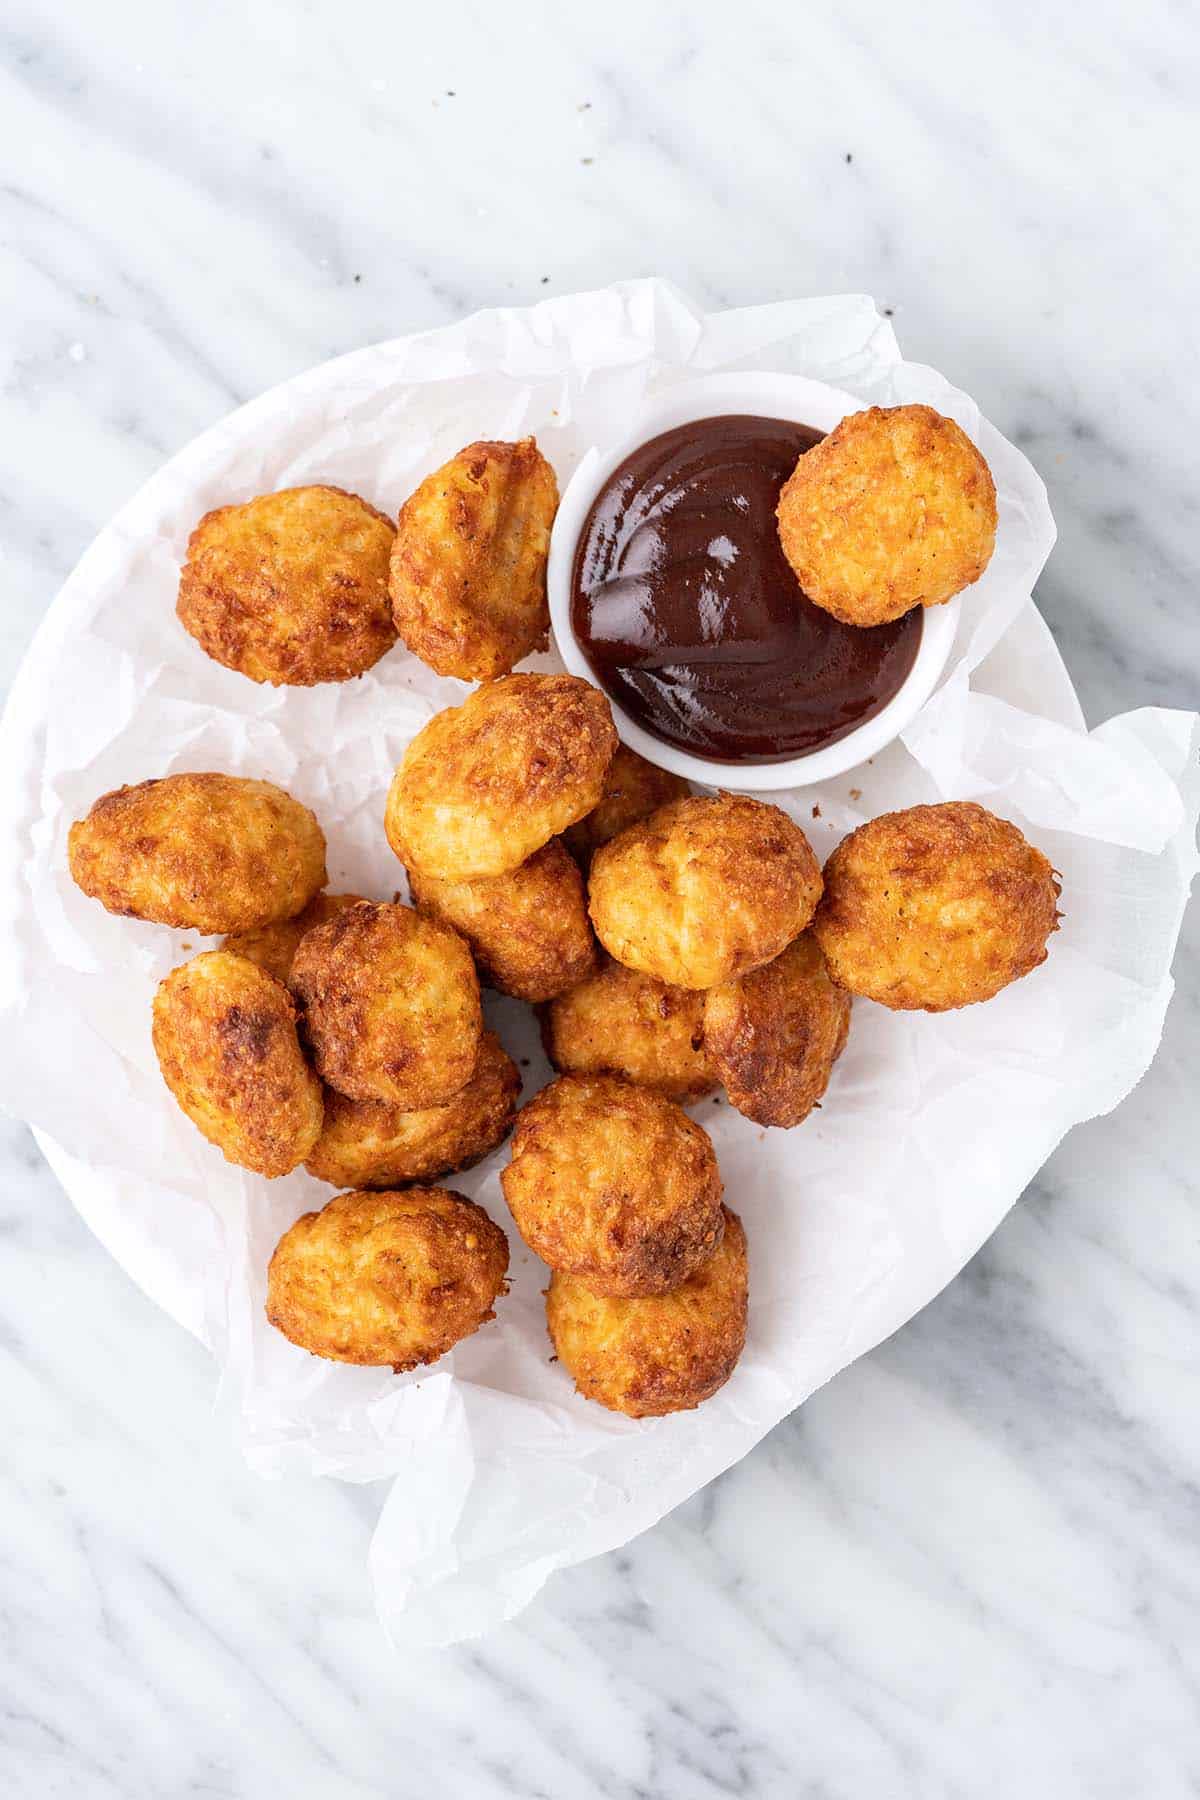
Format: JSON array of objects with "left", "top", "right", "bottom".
[{"left": 570, "top": 414, "right": 922, "bottom": 763}]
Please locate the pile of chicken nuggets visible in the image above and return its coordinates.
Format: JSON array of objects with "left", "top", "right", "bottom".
[{"left": 66, "top": 412, "right": 1062, "bottom": 1419}]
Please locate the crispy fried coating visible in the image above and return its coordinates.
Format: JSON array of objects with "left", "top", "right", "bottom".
[
  {"left": 541, "top": 955, "right": 715, "bottom": 1100},
  {"left": 563, "top": 746, "right": 691, "bottom": 869},
  {"left": 812, "top": 801, "right": 1061, "bottom": 1011},
  {"left": 222, "top": 891, "right": 367, "bottom": 988},
  {"left": 501, "top": 1073, "right": 723, "bottom": 1297},
  {"left": 588, "top": 793, "right": 822, "bottom": 990},
  {"left": 703, "top": 932, "right": 850, "bottom": 1128},
  {"left": 389, "top": 437, "right": 559, "bottom": 681},
  {"left": 546, "top": 1206, "right": 748, "bottom": 1417},
  {"left": 68, "top": 773, "right": 327, "bottom": 934},
  {"left": 406, "top": 838, "right": 595, "bottom": 1003},
  {"left": 177, "top": 485, "right": 397, "bottom": 685},
  {"left": 151, "top": 950, "right": 323, "bottom": 1176},
  {"left": 305, "top": 1032, "right": 521, "bottom": 1189},
  {"left": 386, "top": 673, "right": 618, "bottom": 881},
  {"left": 290, "top": 900, "right": 481, "bottom": 1108},
  {"left": 266, "top": 1186, "right": 508, "bottom": 1370},
  {"left": 776, "top": 404, "right": 997, "bottom": 627}
]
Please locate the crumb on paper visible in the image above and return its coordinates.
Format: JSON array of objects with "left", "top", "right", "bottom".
[
  {"left": 812, "top": 804, "right": 821, "bottom": 819},
  {"left": 844, "top": 152, "right": 853, "bottom": 163},
  {"left": 581, "top": 157, "right": 594, "bottom": 166},
  {"left": 883, "top": 307, "right": 894, "bottom": 317},
  {"left": 578, "top": 101, "right": 592, "bottom": 111},
  {"left": 849, "top": 787, "right": 862, "bottom": 801},
  {"left": 541, "top": 276, "right": 549, "bottom": 284}
]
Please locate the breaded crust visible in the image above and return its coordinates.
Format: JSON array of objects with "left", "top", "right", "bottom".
[
  {"left": 776, "top": 404, "right": 997, "bottom": 627},
  {"left": 703, "top": 932, "right": 850, "bottom": 1128},
  {"left": 177, "top": 484, "right": 397, "bottom": 685},
  {"left": 222, "top": 891, "right": 367, "bottom": 988},
  {"left": 812, "top": 801, "right": 1061, "bottom": 1011},
  {"left": 68, "top": 773, "right": 327, "bottom": 934},
  {"left": 266, "top": 1186, "right": 509, "bottom": 1371},
  {"left": 563, "top": 746, "right": 690, "bottom": 869},
  {"left": 151, "top": 950, "right": 323, "bottom": 1176},
  {"left": 290, "top": 900, "right": 481, "bottom": 1108},
  {"left": 541, "top": 954, "right": 716, "bottom": 1100},
  {"left": 546, "top": 1206, "right": 748, "bottom": 1418},
  {"left": 406, "top": 838, "right": 596, "bottom": 1003},
  {"left": 305, "top": 1032, "right": 521, "bottom": 1189},
  {"left": 390, "top": 436, "right": 559, "bottom": 681},
  {"left": 588, "top": 793, "right": 822, "bottom": 990},
  {"left": 386, "top": 673, "right": 618, "bottom": 881},
  {"left": 501, "top": 1072, "right": 724, "bottom": 1297}
]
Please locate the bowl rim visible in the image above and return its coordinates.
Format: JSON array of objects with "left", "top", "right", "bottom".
[{"left": 546, "top": 369, "right": 960, "bottom": 791}]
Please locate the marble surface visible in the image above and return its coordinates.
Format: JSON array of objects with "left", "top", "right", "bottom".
[{"left": 2, "top": 2, "right": 1198, "bottom": 1795}]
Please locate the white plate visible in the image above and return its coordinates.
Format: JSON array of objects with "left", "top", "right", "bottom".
[{"left": 1, "top": 282, "right": 1192, "bottom": 1649}]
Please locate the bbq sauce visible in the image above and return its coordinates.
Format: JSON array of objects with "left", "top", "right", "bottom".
[{"left": 570, "top": 414, "right": 921, "bottom": 764}]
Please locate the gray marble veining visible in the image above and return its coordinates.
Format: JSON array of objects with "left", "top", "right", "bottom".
[{"left": 2, "top": 2, "right": 1198, "bottom": 1794}]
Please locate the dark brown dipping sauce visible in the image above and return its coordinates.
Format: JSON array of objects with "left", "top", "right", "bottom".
[{"left": 570, "top": 414, "right": 922, "bottom": 763}]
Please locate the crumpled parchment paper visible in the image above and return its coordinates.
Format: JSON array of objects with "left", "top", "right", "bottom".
[{"left": 1, "top": 281, "right": 1195, "bottom": 1648}]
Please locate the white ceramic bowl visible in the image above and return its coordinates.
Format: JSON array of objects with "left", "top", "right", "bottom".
[{"left": 547, "top": 370, "right": 960, "bottom": 791}]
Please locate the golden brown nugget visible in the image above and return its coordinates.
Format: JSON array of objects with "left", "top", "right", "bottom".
[
  {"left": 501, "top": 1073, "right": 723, "bottom": 1297},
  {"left": 541, "top": 955, "right": 715, "bottom": 1100},
  {"left": 812, "top": 801, "right": 1061, "bottom": 1012},
  {"left": 588, "top": 793, "right": 822, "bottom": 990},
  {"left": 406, "top": 838, "right": 595, "bottom": 1003},
  {"left": 291, "top": 900, "right": 481, "bottom": 1108},
  {"left": 177, "top": 485, "right": 396, "bottom": 685},
  {"left": 546, "top": 1206, "right": 748, "bottom": 1418},
  {"left": 267, "top": 1187, "right": 509, "bottom": 1371},
  {"left": 390, "top": 436, "right": 559, "bottom": 681},
  {"left": 152, "top": 950, "right": 323, "bottom": 1177},
  {"left": 305, "top": 1032, "right": 521, "bottom": 1189},
  {"left": 563, "top": 746, "right": 691, "bottom": 869},
  {"left": 68, "top": 773, "right": 327, "bottom": 934},
  {"left": 222, "top": 891, "right": 367, "bottom": 988},
  {"left": 776, "top": 404, "right": 997, "bottom": 627},
  {"left": 703, "top": 933, "right": 851, "bottom": 1128},
  {"left": 386, "top": 673, "right": 618, "bottom": 881}
]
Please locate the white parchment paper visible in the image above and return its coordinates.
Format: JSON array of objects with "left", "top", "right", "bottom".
[{"left": 1, "top": 281, "right": 1196, "bottom": 1647}]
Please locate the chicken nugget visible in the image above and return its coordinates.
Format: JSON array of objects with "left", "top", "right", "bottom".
[
  {"left": 177, "top": 485, "right": 396, "bottom": 685},
  {"left": 267, "top": 1186, "right": 508, "bottom": 1370},
  {"left": 588, "top": 793, "right": 822, "bottom": 990},
  {"left": 776, "top": 405, "right": 997, "bottom": 627},
  {"left": 546, "top": 1206, "right": 748, "bottom": 1418},
  {"left": 501, "top": 1073, "right": 723, "bottom": 1297},
  {"left": 291, "top": 900, "right": 481, "bottom": 1107},
  {"left": 541, "top": 955, "right": 715, "bottom": 1100},
  {"left": 68, "top": 773, "right": 327, "bottom": 934},
  {"left": 152, "top": 950, "right": 323, "bottom": 1176},
  {"left": 812, "top": 801, "right": 1061, "bottom": 1011},
  {"left": 222, "top": 891, "right": 367, "bottom": 988},
  {"left": 406, "top": 838, "right": 595, "bottom": 1003},
  {"left": 386, "top": 673, "right": 617, "bottom": 881},
  {"left": 703, "top": 932, "right": 850, "bottom": 1128},
  {"left": 563, "top": 745, "right": 690, "bottom": 869},
  {"left": 390, "top": 437, "right": 559, "bottom": 681},
  {"left": 305, "top": 1031, "right": 521, "bottom": 1188}
]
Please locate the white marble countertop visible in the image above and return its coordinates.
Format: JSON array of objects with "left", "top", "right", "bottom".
[{"left": 3, "top": 3, "right": 1198, "bottom": 1795}]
